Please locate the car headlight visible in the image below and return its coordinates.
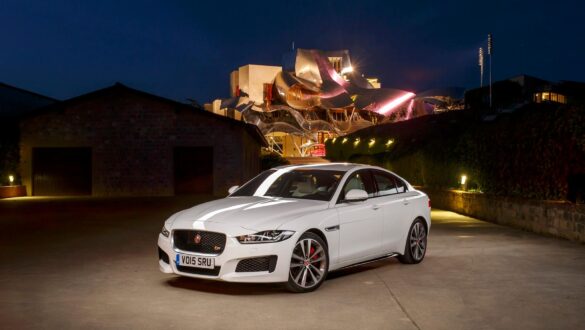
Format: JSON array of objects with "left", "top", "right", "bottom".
[
  {"left": 161, "top": 225, "right": 170, "bottom": 238},
  {"left": 237, "top": 230, "right": 295, "bottom": 244}
]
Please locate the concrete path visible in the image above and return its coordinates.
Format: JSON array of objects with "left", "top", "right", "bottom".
[{"left": 1, "top": 197, "right": 584, "bottom": 329}]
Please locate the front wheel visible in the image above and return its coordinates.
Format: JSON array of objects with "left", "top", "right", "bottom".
[
  {"left": 398, "top": 219, "right": 427, "bottom": 264},
  {"left": 286, "top": 232, "right": 329, "bottom": 293}
]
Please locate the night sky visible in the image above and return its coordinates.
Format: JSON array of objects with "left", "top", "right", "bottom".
[{"left": 1, "top": 0, "right": 583, "bottom": 103}]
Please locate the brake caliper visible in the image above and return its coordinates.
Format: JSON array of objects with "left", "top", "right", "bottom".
[{"left": 310, "top": 246, "right": 318, "bottom": 260}]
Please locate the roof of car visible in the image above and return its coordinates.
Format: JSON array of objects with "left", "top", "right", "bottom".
[{"left": 273, "top": 163, "right": 374, "bottom": 172}]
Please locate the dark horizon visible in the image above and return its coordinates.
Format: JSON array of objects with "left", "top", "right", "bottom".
[{"left": 2, "top": 0, "right": 584, "bottom": 103}]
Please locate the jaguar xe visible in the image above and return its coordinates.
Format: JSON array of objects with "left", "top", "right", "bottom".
[{"left": 158, "top": 163, "right": 431, "bottom": 292}]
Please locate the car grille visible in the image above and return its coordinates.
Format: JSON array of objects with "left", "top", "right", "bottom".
[
  {"left": 173, "top": 230, "right": 226, "bottom": 255},
  {"left": 176, "top": 265, "right": 221, "bottom": 276},
  {"left": 235, "top": 256, "right": 278, "bottom": 273},
  {"left": 158, "top": 247, "right": 170, "bottom": 264}
]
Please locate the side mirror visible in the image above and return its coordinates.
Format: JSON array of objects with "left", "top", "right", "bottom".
[
  {"left": 344, "top": 189, "right": 368, "bottom": 202},
  {"left": 228, "top": 185, "right": 239, "bottom": 195}
]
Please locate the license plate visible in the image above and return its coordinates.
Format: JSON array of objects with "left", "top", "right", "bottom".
[{"left": 176, "top": 254, "right": 215, "bottom": 269}]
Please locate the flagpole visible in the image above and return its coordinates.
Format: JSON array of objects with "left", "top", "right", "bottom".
[
  {"left": 488, "top": 33, "right": 493, "bottom": 109},
  {"left": 479, "top": 47, "right": 484, "bottom": 88}
]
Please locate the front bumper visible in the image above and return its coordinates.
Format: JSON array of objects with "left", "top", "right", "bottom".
[{"left": 157, "top": 231, "right": 297, "bottom": 283}]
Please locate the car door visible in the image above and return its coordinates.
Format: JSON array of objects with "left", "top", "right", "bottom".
[
  {"left": 372, "top": 170, "right": 417, "bottom": 253},
  {"left": 336, "top": 170, "right": 383, "bottom": 263},
  {"left": 395, "top": 175, "right": 424, "bottom": 243},
  {"left": 371, "top": 170, "right": 414, "bottom": 253}
]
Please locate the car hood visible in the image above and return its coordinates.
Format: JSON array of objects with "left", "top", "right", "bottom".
[{"left": 169, "top": 196, "right": 329, "bottom": 232}]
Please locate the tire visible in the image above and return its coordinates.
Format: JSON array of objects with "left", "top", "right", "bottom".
[
  {"left": 398, "top": 218, "right": 428, "bottom": 264},
  {"left": 286, "top": 232, "right": 329, "bottom": 293}
]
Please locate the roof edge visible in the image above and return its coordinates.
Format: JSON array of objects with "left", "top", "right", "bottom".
[
  {"left": 0, "top": 82, "right": 59, "bottom": 102},
  {"left": 21, "top": 82, "right": 268, "bottom": 147}
]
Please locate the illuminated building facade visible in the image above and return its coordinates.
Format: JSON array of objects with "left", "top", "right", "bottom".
[
  {"left": 208, "top": 49, "right": 416, "bottom": 157},
  {"left": 465, "top": 75, "right": 585, "bottom": 112}
]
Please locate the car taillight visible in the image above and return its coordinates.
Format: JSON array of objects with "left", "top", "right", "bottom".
[{"left": 428, "top": 199, "right": 431, "bottom": 208}]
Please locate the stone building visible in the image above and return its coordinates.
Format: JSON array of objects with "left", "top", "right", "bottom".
[
  {"left": 20, "top": 83, "right": 266, "bottom": 196},
  {"left": 0, "top": 82, "right": 56, "bottom": 186}
]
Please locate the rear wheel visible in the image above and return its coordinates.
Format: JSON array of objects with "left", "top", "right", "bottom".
[
  {"left": 286, "top": 232, "right": 329, "bottom": 293},
  {"left": 398, "top": 219, "right": 427, "bottom": 264}
]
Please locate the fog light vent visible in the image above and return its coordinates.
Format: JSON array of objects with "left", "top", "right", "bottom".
[
  {"left": 236, "top": 256, "right": 277, "bottom": 273},
  {"left": 158, "top": 247, "right": 170, "bottom": 264}
]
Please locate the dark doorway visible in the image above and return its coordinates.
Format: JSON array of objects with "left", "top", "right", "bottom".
[
  {"left": 174, "top": 147, "right": 213, "bottom": 195},
  {"left": 32, "top": 147, "right": 92, "bottom": 196},
  {"left": 568, "top": 173, "right": 585, "bottom": 204}
]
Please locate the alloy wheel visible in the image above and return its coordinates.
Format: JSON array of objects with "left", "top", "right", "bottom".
[
  {"left": 289, "top": 238, "right": 327, "bottom": 289},
  {"left": 410, "top": 221, "right": 427, "bottom": 261}
]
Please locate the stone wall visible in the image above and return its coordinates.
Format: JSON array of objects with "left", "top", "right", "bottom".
[
  {"left": 422, "top": 188, "right": 585, "bottom": 243},
  {"left": 0, "top": 185, "right": 26, "bottom": 199}
]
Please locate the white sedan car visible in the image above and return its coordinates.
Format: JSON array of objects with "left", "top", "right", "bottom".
[{"left": 158, "top": 163, "right": 430, "bottom": 292}]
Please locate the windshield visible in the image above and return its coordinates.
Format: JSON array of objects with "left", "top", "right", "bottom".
[
  {"left": 230, "top": 170, "right": 276, "bottom": 197},
  {"left": 231, "top": 169, "right": 344, "bottom": 201}
]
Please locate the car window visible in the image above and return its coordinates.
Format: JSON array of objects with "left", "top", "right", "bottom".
[
  {"left": 393, "top": 176, "right": 408, "bottom": 193},
  {"left": 372, "top": 171, "right": 398, "bottom": 196},
  {"left": 339, "top": 170, "right": 375, "bottom": 201}
]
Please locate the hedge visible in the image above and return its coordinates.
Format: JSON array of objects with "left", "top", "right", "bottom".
[
  {"left": 325, "top": 103, "right": 585, "bottom": 201},
  {"left": 260, "top": 152, "right": 290, "bottom": 170}
]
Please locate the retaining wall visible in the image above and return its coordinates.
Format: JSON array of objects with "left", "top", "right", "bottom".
[
  {"left": 0, "top": 186, "right": 27, "bottom": 199},
  {"left": 422, "top": 188, "right": 585, "bottom": 243}
]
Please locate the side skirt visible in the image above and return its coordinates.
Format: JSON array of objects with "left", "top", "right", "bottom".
[{"left": 333, "top": 253, "right": 399, "bottom": 271}]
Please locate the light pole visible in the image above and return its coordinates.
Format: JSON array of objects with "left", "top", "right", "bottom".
[{"left": 488, "top": 33, "right": 493, "bottom": 109}]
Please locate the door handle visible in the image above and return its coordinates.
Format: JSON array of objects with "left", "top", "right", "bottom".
[
  {"left": 325, "top": 225, "right": 340, "bottom": 232},
  {"left": 402, "top": 199, "right": 409, "bottom": 205},
  {"left": 372, "top": 204, "right": 380, "bottom": 210}
]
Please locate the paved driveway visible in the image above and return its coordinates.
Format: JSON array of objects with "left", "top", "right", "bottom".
[{"left": 1, "top": 197, "right": 584, "bottom": 329}]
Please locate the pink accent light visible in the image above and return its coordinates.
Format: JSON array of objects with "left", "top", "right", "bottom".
[
  {"left": 312, "top": 50, "right": 349, "bottom": 88},
  {"left": 329, "top": 68, "right": 348, "bottom": 87},
  {"left": 377, "top": 92, "right": 416, "bottom": 115},
  {"left": 405, "top": 99, "right": 415, "bottom": 120}
]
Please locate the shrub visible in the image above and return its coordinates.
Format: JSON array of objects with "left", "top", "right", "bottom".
[{"left": 260, "top": 152, "right": 289, "bottom": 170}]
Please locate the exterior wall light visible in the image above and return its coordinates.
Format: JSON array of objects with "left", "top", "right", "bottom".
[
  {"left": 368, "top": 138, "right": 376, "bottom": 147},
  {"left": 385, "top": 139, "right": 394, "bottom": 147},
  {"left": 331, "top": 137, "right": 337, "bottom": 143},
  {"left": 341, "top": 138, "right": 348, "bottom": 144},
  {"left": 353, "top": 138, "right": 361, "bottom": 147},
  {"left": 8, "top": 175, "right": 14, "bottom": 184},
  {"left": 460, "top": 175, "right": 468, "bottom": 191}
]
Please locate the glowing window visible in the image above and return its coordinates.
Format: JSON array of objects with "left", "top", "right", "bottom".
[{"left": 328, "top": 57, "right": 342, "bottom": 73}]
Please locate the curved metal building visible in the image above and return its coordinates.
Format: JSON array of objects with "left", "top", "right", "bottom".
[{"left": 213, "top": 49, "right": 416, "bottom": 157}]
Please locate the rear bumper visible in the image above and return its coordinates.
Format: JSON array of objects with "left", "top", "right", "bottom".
[{"left": 157, "top": 232, "right": 297, "bottom": 283}]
